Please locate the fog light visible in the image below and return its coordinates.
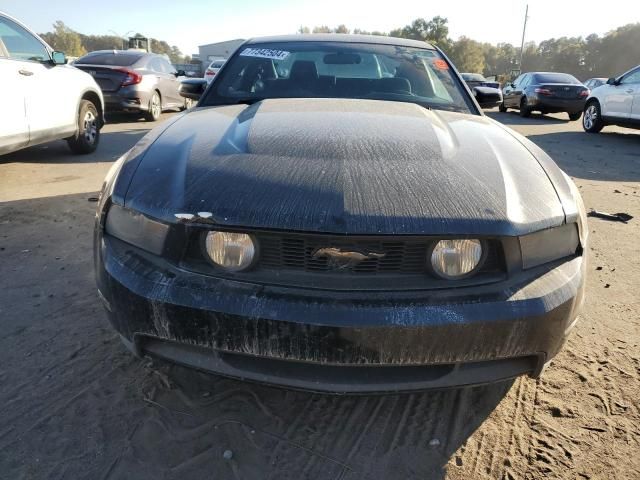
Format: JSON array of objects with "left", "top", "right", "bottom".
[
  {"left": 430, "top": 239, "right": 483, "bottom": 279},
  {"left": 205, "top": 231, "right": 256, "bottom": 272}
]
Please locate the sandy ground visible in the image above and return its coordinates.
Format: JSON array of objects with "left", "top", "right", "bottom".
[{"left": 0, "top": 110, "right": 638, "bottom": 479}]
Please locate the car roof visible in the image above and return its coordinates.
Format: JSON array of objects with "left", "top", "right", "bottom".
[
  {"left": 526, "top": 71, "right": 576, "bottom": 75},
  {"left": 245, "top": 34, "right": 435, "bottom": 50},
  {"left": 81, "top": 49, "right": 149, "bottom": 57}
]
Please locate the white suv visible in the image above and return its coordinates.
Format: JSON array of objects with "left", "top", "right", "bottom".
[
  {"left": 0, "top": 12, "right": 104, "bottom": 155},
  {"left": 583, "top": 65, "right": 640, "bottom": 133},
  {"left": 204, "top": 59, "right": 225, "bottom": 84}
]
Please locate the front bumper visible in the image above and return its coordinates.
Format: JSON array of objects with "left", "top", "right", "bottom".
[
  {"left": 96, "top": 234, "right": 585, "bottom": 393},
  {"left": 529, "top": 96, "right": 586, "bottom": 113}
]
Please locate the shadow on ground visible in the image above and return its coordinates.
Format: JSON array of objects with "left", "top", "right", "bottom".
[
  {"left": 487, "top": 110, "right": 570, "bottom": 125},
  {"left": 527, "top": 131, "right": 640, "bottom": 182},
  {"left": 487, "top": 112, "right": 640, "bottom": 182},
  {"left": 0, "top": 130, "right": 149, "bottom": 165},
  {"left": 0, "top": 193, "right": 512, "bottom": 480}
]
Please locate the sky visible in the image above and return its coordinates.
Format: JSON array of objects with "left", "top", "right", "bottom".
[{"left": 1, "top": 0, "right": 638, "bottom": 55}]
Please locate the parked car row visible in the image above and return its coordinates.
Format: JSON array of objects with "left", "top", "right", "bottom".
[
  {"left": 0, "top": 10, "right": 204, "bottom": 156},
  {"left": 490, "top": 67, "right": 640, "bottom": 134}
]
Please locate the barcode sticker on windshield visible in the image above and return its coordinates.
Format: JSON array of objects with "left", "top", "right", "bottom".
[{"left": 240, "top": 48, "right": 290, "bottom": 61}]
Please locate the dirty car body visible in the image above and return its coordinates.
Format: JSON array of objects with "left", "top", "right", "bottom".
[{"left": 95, "top": 35, "right": 587, "bottom": 393}]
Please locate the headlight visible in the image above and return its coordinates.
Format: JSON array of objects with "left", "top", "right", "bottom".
[
  {"left": 105, "top": 204, "right": 169, "bottom": 255},
  {"left": 429, "top": 239, "right": 484, "bottom": 279},
  {"left": 205, "top": 231, "right": 256, "bottom": 272}
]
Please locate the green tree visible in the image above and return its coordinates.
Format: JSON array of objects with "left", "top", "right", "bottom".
[
  {"left": 390, "top": 18, "right": 429, "bottom": 41},
  {"left": 449, "top": 36, "right": 484, "bottom": 73},
  {"left": 353, "top": 28, "right": 386, "bottom": 36},
  {"left": 312, "top": 26, "right": 332, "bottom": 33},
  {"left": 78, "top": 33, "right": 124, "bottom": 51},
  {"left": 583, "top": 34, "right": 602, "bottom": 76},
  {"left": 389, "top": 16, "right": 451, "bottom": 50},
  {"left": 40, "top": 21, "right": 86, "bottom": 57},
  {"left": 597, "top": 23, "right": 640, "bottom": 76},
  {"left": 426, "top": 16, "right": 450, "bottom": 48},
  {"left": 335, "top": 24, "right": 350, "bottom": 34}
]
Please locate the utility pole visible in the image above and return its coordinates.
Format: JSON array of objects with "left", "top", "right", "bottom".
[{"left": 518, "top": 4, "right": 529, "bottom": 73}]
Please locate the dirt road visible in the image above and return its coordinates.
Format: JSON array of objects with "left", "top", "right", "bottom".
[{"left": 1, "top": 111, "right": 638, "bottom": 479}]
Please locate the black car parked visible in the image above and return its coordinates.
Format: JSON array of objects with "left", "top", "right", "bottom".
[
  {"left": 96, "top": 35, "right": 587, "bottom": 393},
  {"left": 461, "top": 73, "right": 500, "bottom": 90},
  {"left": 500, "top": 72, "right": 589, "bottom": 120},
  {"left": 461, "top": 73, "right": 503, "bottom": 108}
]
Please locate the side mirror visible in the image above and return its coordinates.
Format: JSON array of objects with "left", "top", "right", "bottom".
[
  {"left": 509, "top": 82, "right": 515, "bottom": 88},
  {"left": 51, "top": 51, "right": 66, "bottom": 65},
  {"left": 175, "top": 69, "right": 186, "bottom": 77},
  {"left": 606, "top": 77, "right": 618, "bottom": 85},
  {"left": 474, "top": 86, "right": 503, "bottom": 108},
  {"left": 179, "top": 78, "right": 207, "bottom": 100}
]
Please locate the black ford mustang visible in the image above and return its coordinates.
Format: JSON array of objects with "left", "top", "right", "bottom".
[{"left": 95, "top": 35, "right": 587, "bottom": 393}]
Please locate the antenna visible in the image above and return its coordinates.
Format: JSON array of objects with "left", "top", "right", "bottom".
[{"left": 519, "top": 4, "right": 529, "bottom": 73}]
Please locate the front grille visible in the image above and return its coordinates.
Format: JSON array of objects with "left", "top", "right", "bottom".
[
  {"left": 258, "top": 235, "right": 430, "bottom": 274},
  {"left": 182, "top": 230, "right": 506, "bottom": 291}
]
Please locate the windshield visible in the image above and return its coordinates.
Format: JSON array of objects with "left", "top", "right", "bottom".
[
  {"left": 533, "top": 73, "right": 580, "bottom": 84},
  {"left": 202, "top": 41, "right": 474, "bottom": 113},
  {"left": 461, "top": 73, "right": 486, "bottom": 82},
  {"left": 75, "top": 52, "right": 142, "bottom": 66},
  {"left": 210, "top": 60, "right": 225, "bottom": 68}
]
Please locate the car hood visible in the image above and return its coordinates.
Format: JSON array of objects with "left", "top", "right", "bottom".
[{"left": 122, "top": 98, "right": 566, "bottom": 235}]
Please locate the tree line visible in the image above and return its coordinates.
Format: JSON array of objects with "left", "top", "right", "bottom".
[
  {"left": 39, "top": 21, "right": 190, "bottom": 63},
  {"left": 300, "top": 17, "right": 640, "bottom": 80},
  {"left": 40, "top": 17, "right": 640, "bottom": 79}
]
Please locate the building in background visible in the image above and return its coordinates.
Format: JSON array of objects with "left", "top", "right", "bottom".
[{"left": 198, "top": 39, "right": 245, "bottom": 62}]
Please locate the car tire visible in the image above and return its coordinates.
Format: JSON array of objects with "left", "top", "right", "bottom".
[
  {"left": 144, "top": 91, "right": 162, "bottom": 121},
  {"left": 498, "top": 102, "right": 507, "bottom": 112},
  {"left": 582, "top": 101, "right": 604, "bottom": 133},
  {"left": 568, "top": 112, "right": 582, "bottom": 121},
  {"left": 66, "top": 99, "right": 100, "bottom": 154},
  {"left": 519, "top": 97, "right": 531, "bottom": 117}
]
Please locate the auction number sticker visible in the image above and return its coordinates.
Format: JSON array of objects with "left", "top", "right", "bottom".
[{"left": 240, "top": 48, "right": 290, "bottom": 61}]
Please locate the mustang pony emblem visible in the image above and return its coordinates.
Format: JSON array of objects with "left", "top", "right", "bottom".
[{"left": 312, "top": 247, "right": 386, "bottom": 270}]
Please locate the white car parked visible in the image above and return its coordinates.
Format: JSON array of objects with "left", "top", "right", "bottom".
[
  {"left": 204, "top": 59, "right": 225, "bottom": 84},
  {"left": 0, "top": 12, "right": 104, "bottom": 155},
  {"left": 583, "top": 65, "right": 640, "bottom": 133}
]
